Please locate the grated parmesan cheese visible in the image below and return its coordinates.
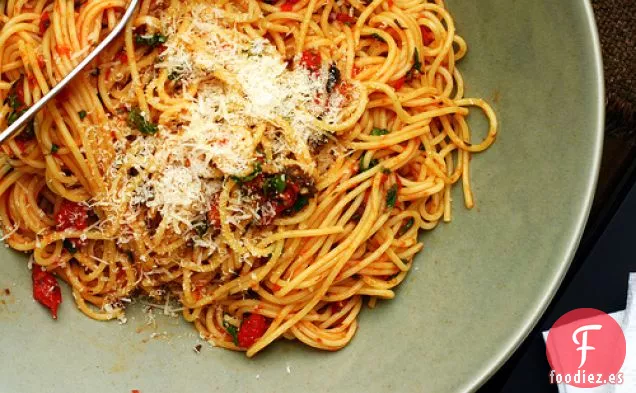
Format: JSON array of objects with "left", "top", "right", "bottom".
[{"left": 94, "top": 1, "right": 349, "bottom": 257}]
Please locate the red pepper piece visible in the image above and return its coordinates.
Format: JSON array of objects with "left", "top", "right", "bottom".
[
  {"left": 54, "top": 200, "right": 88, "bottom": 231},
  {"left": 335, "top": 13, "right": 356, "bottom": 24},
  {"left": 32, "top": 265, "right": 62, "bottom": 319},
  {"left": 421, "top": 25, "right": 435, "bottom": 46},
  {"left": 39, "top": 11, "right": 50, "bottom": 35},
  {"left": 280, "top": 0, "right": 298, "bottom": 12},
  {"left": 237, "top": 314, "right": 270, "bottom": 348},
  {"left": 390, "top": 76, "right": 406, "bottom": 90},
  {"left": 299, "top": 50, "right": 322, "bottom": 74},
  {"left": 207, "top": 204, "right": 221, "bottom": 229}
]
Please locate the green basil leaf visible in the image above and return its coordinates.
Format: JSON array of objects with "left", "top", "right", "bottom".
[
  {"left": 386, "top": 184, "right": 398, "bottom": 208},
  {"left": 231, "top": 162, "right": 262, "bottom": 183},
  {"left": 291, "top": 195, "right": 309, "bottom": 212},
  {"left": 263, "top": 174, "right": 287, "bottom": 195},
  {"left": 398, "top": 217, "right": 415, "bottom": 236},
  {"left": 412, "top": 48, "right": 422, "bottom": 73},
  {"left": 359, "top": 158, "right": 379, "bottom": 173},
  {"left": 128, "top": 107, "right": 158, "bottom": 135},
  {"left": 371, "top": 33, "right": 386, "bottom": 43},
  {"left": 134, "top": 33, "right": 167, "bottom": 48},
  {"left": 370, "top": 128, "right": 389, "bottom": 136},
  {"left": 222, "top": 320, "right": 239, "bottom": 346}
]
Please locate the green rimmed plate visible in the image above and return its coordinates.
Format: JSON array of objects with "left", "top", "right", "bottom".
[{"left": 0, "top": 1, "right": 603, "bottom": 392}]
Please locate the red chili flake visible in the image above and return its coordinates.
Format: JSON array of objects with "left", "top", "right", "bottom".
[
  {"left": 4, "top": 288, "right": 11, "bottom": 295},
  {"left": 280, "top": 0, "right": 298, "bottom": 12},
  {"left": 237, "top": 314, "right": 270, "bottom": 348},
  {"left": 388, "top": 0, "right": 394, "bottom": 6},
  {"left": 14, "top": 77, "right": 26, "bottom": 107},
  {"left": 331, "top": 300, "right": 346, "bottom": 313},
  {"left": 37, "top": 54, "right": 46, "bottom": 69},
  {"left": 261, "top": 182, "right": 300, "bottom": 225},
  {"left": 363, "top": 189, "right": 371, "bottom": 202},
  {"left": 336, "top": 81, "right": 352, "bottom": 96},
  {"left": 39, "top": 11, "right": 51, "bottom": 35},
  {"left": 192, "top": 287, "right": 203, "bottom": 301},
  {"left": 116, "top": 50, "right": 128, "bottom": 64},
  {"left": 335, "top": 13, "right": 356, "bottom": 24},
  {"left": 390, "top": 76, "right": 406, "bottom": 90},
  {"left": 131, "top": 390, "right": 140, "bottom": 393},
  {"left": 271, "top": 283, "right": 281, "bottom": 291},
  {"left": 207, "top": 204, "right": 221, "bottom": 229},
  {"left": 27, "top": 72, "right": 36, "bottom": 88},
  {"left": 32, "top": 265, "right": 62, "bottom": 319},
  {"left": 274, "top": 182, "right": 299, "bottom": 213},
  {"left": 56, "top": 86, "right": 70, "bottom": 102},
  {"left": 299, "top": 50, "right": 322, "bottom": 74},
  {"left": 116, "top": 268, "right": 126, "bottom": 282},
  {"left": 55, "top": 44, "right": 71, "bottom": 57},
  {"left": 54, "top": 200, "right": 88, "bottom": 231},
  {"left": 14, "top": 139, "right": 27, "bottom": 152},
  {"left": 421, "top": 25, "right": 435, "bottom": 46},
  {"left": 352, "top": 65, "right": 361, "bottom": 78}
]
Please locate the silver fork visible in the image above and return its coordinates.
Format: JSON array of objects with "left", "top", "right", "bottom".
[{"left": 0, "top": 0, "right": 139, "bottom": 144}]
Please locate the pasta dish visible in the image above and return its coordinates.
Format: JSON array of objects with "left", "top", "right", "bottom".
[{"left": 0, "top": 0, "right": 496, "bottom": 356}]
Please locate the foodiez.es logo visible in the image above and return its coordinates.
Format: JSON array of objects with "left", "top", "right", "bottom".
[{"left": 546, "top": 308, "right": 626, "bottom": 388}]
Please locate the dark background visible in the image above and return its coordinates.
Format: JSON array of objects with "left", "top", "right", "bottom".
[{"left": 477, "top": 0, "right": 636, "bottom": 391}]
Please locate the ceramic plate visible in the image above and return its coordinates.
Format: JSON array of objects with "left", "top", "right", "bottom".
[{"left": 0, "top": 1, "right": 603, "bottom": 392}]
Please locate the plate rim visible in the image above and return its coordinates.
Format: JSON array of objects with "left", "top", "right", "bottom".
[{"left": 467, "top": 2, "right": 606, "bottom": 391}]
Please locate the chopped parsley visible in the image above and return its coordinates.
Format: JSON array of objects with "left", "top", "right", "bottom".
[
  {"left": 78, "top": 110, "right": 87, "bottom": 120},
  {"left": 223, "top": 320, "right": 239, "bottom": 346},
  {"left": 5, "top": 92, "right": 21, "bottom": 111},
  {"left": 371, "top": 33, "right": 386, "bottom": 43},
  {"left": 4, "top": 83, "right": 27, "bottom": 126},
  {"left": 386, "top": 184, "right": 398, "bottom": 208},
  {"left": 382, "top": 168, "right": 391, "bottom": 174},
  {"left": 412, "top": 48, "right": 422, "bottom": 73},
  {"left": 263, "top": 174, "right": 287, "bottom": 195},
  {"left": 231, "top": 162, "right": 262, "bottom": 183},
  {"left": 370, "top": 128, "right": 389, "bottom": 136},
  {"left": 398, "top": 217, "right": 415, "bottom": 236},
  {"left": 128, "top": 107, "right": 158, "bottom": 135},
  {"left": 168, "top": 70, "right": 182, "bottom": 81},
  {"left": 192, "top": 220, "right": 208, "bottom": 237},
  {"left": 290, "top": 195, "right": 309, "bottom": 212},
  {"left": 6, "top": 110, "right": 25, "bottom": 125},
  {"left": 359, "top": 158, "right": 379, "bottom": 173},
  {"left": 63, "top": 239, "right": 78, "bottom": 254},
  {"left": 51, "top": 144, "right": 59, "bottom": 154},
  {"left": 134, "top": 33, "right": 167, "bottom": 48}
]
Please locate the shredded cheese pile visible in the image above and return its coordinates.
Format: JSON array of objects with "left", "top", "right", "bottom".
[{"left": 94, "top": 4, "right": 348, "bottom": 247}]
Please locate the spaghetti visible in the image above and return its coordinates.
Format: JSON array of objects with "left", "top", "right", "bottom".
[{"left": 0, "top": 0, "right": 497, "bottom": 356}]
